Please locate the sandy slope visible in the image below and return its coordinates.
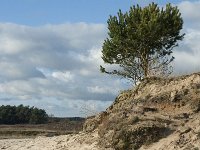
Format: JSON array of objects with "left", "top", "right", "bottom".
[
  {"left": 84, "top": 73, "right": 200, "bottom": 149},
  {"left": 0, "top": 131, "right": 100, "bottom": 150}
]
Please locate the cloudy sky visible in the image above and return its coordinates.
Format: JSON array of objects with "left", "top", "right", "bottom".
[{"left": 0, "top": 0, "right": 199, "bottom": 117}]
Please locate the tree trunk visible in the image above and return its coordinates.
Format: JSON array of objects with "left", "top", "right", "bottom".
[
  {"left": 142, "top": 51, "right": 149, "bottom": 78},
  {"left": 144, "top": 60, "right": 148, "bottom": 77}
]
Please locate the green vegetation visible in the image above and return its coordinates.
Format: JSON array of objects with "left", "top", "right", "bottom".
[
  {"left": 0, "top": 105, "right": 48, "bottom": 124},
  {"left": 101, "top": 2, "right": 184, "bottom": 84}
]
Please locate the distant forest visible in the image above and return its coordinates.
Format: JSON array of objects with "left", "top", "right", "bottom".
[{"left": 0, "top": 105, "right": 48, "bottom": 124}]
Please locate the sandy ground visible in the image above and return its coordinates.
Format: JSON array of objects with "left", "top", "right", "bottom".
[{"left": 0, "top": 131, "right": 100, "bottom": 150}]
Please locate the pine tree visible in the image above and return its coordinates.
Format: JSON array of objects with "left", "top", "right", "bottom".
[{"left": 101, "top": 3, "right": 185, "bottom": 84}]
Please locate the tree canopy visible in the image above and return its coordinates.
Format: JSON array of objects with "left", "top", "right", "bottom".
[
  {"left": 100, "top": 3, "right": 185, "bottom": 84},
  {"left": 0, "top": 105, "right": 48, "bottom": 124}
]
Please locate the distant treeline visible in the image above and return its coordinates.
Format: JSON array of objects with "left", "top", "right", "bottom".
[{"left": 0, "top": 105, "right": 48, "bottom": 124}]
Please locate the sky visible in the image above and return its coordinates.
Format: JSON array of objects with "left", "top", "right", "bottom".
[{"left": 0, "top": 0, "right": 200, "bottom": 117}]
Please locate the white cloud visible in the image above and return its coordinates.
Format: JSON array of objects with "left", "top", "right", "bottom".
[
  {"left": 0, "top": 37, "right": 26, "bottom": 54},
  {"left": 184, "top": 29, "right": 200, "bottom": 53},
  {"left": 179, "top": 1, "right": 200, "bottom": 21},
  {"left": 0, "top": 22, "right": 128, "bottom": 116},
  {"left": 87, "top": 86, "right": 117, "bottom": 95},
  {"left": 173, "top": 28, "right": 200, "bottom": 74},
  {"left": 165, "top": 0, "right": 200, "bottom": 75},
  {"left": 0, "top": 62, "right": 45, "bottom": 80},
  {"left": 52, "top": 71, "right": 74, "bottom": 82},
  {"left": 178, "top": 1, "right": 200, "bottom": 28},
  {"left": 79, "top": 69, "right": 91, "bottom": 76}
]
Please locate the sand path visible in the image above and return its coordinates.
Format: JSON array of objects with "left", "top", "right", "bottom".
[{"left": 0, "top": 131, "right": 99, "bottom": 150}]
